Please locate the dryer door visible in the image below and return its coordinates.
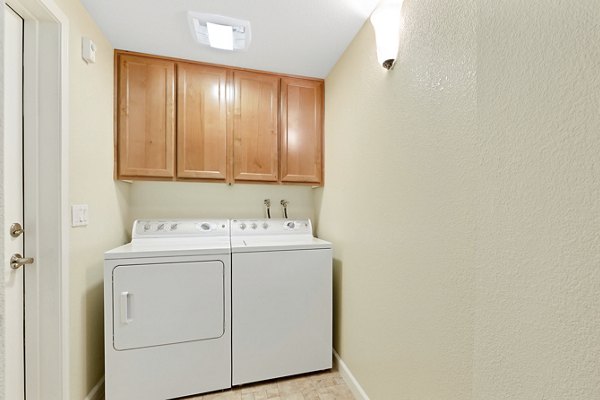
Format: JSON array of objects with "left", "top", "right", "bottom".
[{"left": 112, "top": 261, "right": 224, "bottom": 350}]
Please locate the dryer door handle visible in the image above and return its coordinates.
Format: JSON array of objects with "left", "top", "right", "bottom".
[{"left": 120, "top": 291, "right": 133, "bottom": 324}]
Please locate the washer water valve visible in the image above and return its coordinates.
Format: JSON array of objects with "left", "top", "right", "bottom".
[
  {"left": 280, "top": 200, "right": 289, "bottom": 219},
  {"left": 264, "top": 199, "right": 271, "bottom": 219}
]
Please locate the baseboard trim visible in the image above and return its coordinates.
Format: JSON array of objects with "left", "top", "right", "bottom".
[
  {"left": 84, "top": 376, "right": 105, "bottom": 400},
  {"left": 333, "top": 349, "right": 370, "bottom": 400}
]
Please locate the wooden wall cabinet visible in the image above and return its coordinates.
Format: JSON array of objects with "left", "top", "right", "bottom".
[
  {"left": 115, "top": 51, "right": 324, "bottom": 186},
  {"left": 280, "top": 78, "right": 323, "bottom": 184},
  {"left": 117, "top": 54, "right": 175, "bottom": 179},
  {"left": 232, "top": 71, "right": 280, "bottom": 182},
  {"left": 177, "top": 62, "right": 229, "bottom": 181}
]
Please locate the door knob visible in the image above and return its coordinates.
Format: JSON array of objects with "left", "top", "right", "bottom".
[
  {"left": 10, "top": 222, "right": 24, "bottom": 238},
  {"left": 10, "top": 253, "right": 34, "bottom": 270}
]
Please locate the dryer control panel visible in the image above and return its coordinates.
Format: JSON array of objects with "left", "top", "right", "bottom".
[
  {"left": 132, "top": 219, "right": 230, "bottom": 239},
  {"left": 231, "top": 219, "right": 313, "bottom": 236}
]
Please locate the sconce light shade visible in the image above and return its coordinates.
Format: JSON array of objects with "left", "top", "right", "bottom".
[{"left": 370, "top": 0, "right": 403, "bottom": 70}]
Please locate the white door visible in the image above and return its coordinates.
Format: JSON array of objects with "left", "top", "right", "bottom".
[{"left": 4, "top": 5, "right": 26, "bottom": 400}]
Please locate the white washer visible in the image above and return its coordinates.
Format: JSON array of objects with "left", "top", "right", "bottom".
[
  {"left": 104, "top": 219, "right": 231, "bottom": 400},
  {"left": 231, "top": 219, "right": 333, "bottom": 385}
]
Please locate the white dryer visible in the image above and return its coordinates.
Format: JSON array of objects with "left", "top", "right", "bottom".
[
  {"left": 230, "top": 219, "right": 332, "bottom": 385},
  {"left": 104, "top": 219, "right": 231, "bottom": 400}
]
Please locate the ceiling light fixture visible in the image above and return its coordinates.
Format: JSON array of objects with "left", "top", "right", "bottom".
[
  {"left": 370, "top": 0, "right": 403, "bottom": 70},
  {"left": 188, "top": 12, "right": 251, "bottom": 52},
  {"left": 206, "top": 22, "right": 234, "bottom": 50}
]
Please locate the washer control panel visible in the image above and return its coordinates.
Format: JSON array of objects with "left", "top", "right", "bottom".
[
  {"left": 132, "top": 219, "right": 229, "bottom": 239},
  {"left": 231, "top": 219, "right": 312, "bottom": 236}
]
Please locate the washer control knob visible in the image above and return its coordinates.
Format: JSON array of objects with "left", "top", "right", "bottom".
[
  {"left": 251, "top": 223, "right": 258, "bottom": 230},
  {"left": 200, "top": 223, "right": 211, "bottom": 231},
  {"left": 262, "top": 222, "right": 269, "bottom": 229},
  {"left": 171, "top": 223, "right": 178, "bottom": 230},
  {"left": 143, "top": 223, "right": 151, "bottom": 231},
  {"left": 240, "top": 223, "right": 247, "bottom": 230},
  {"left": 157, "top": 223, "right": 165, "bottom": 231},
  {"left": 286, "top": 221, "right": 296, "bottom": 229}
]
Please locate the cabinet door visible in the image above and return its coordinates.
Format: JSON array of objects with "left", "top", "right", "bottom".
[
  {"left": 280, "top": 78, "right": 323, "bottom": 184},
  {"left": 117, "top": 54, "right": 175, "bottom": 178},
  {"left": 177, "top": 63, "right": 229, "bottom": 180},
  {"left": 232, "top": 71, "right": 279, "bottom": 182}
]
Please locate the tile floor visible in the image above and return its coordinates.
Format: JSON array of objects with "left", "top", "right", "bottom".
[{"left": 186, "top": 367, "right": 355, "bottom": 400}]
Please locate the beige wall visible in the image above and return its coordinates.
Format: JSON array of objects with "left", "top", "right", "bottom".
[
  {"left": 43, "top": 1, "right": 317, "bottom": 397},
  {"left": 315, "top": 1, "right": 478, "bottom": 398},
  {"left": 51, "top": 0, "right": 131, "bottom": 398},
  {"left": 5, "top": 0, "right": 597, "bottom": 399},
  {"left": 318, "top": 0, "right": 600, "bottom": 399},
  {"left": 473, "top": 1, "right": 600, "bottom": 398},
  {"left": 129, "top": 182, "right": 315, "bottom": 227}
]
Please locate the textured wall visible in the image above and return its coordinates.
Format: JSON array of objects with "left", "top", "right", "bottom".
[
  {"left": 473, "top": 1, "right": 600, "bottom": 398},
  {"left": 315, "top": 1, "right": 478, "bottom": 398},
  {"left": 50, "top": 0, "right": 131, "bottom": 398},
  {"left": 129, "top": 182, "right": 316, "bottom": 227},
  {"left": 319, "top": 0, "right": 600, "bottom": 399}
]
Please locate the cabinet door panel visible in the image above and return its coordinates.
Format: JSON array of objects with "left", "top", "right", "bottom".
[
  {"left": 177, "top": 63, "right": 229, "bottom": 180},
  {"left": 232, "top": 71, "right": 279, "bottom": 182},
  {"left": 280, "top": 78, "right": 323, "bottom": 184},
  {"left": 118, "top": 54, "right": 175, "bottom": 178}
]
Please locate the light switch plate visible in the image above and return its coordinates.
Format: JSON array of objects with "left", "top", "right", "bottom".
[{"left": 71, "top": 204, "right": 89, "bottom": 227}]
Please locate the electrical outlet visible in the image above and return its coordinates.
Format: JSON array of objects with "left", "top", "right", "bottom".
[{"left": 71, "top": 204, "right": 89, "bottom": 227}]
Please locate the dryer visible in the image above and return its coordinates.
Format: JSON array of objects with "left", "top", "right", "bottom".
[
  {"left": 104, "top": 219, "right": 231, "bottom": 400},
  {"left": 230, "top": 219, "right": 332, "bottom": 385}
]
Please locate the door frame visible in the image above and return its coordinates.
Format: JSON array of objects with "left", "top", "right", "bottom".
[{"left": 1, "top": 0, "right": 69, "bottom": 398}]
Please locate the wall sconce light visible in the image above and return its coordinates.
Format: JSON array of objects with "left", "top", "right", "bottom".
[{"left": 370, "top": 0, "right": 403, "bottom": 70}]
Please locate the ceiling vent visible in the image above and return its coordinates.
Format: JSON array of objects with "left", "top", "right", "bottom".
[{"left": 188, "top": 12, "right": 251, "bottom": 51}]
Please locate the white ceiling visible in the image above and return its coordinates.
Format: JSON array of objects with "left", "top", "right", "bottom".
[{"left": 81, "top": 0, "right": 380, "bottom": 78}]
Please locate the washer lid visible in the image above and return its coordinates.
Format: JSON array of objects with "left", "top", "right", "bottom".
[
  {"left": 230, "top": 218, "right": 331, "bottom": 252},
  {"left": 231, "top": 236, "right": 331, "bottom": 253}
]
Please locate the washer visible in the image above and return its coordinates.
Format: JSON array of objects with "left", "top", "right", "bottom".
[
  {"left": 231, "top": 219, "right": 332, "bottom": 385},
  {"left": 104, "top": 219, "right": 231, "bottom": 400}
]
